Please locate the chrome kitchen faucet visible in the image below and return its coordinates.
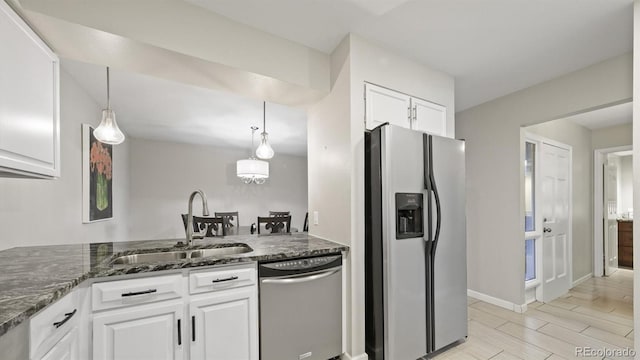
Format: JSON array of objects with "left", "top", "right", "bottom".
[{"left": 179, "top": 189, "right": 210, "bottom": 247}]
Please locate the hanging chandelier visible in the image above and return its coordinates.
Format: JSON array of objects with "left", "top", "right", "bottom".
[
  {"left": 237, "top": 126, "right": 269, "bottom": 184},
  {"left": 94, "top": 66, "right": 125, "bottom": 145}
]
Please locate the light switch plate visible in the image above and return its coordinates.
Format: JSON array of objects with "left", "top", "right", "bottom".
[{"left": 313, "top": 211, "right": 319, "bottom": 225}]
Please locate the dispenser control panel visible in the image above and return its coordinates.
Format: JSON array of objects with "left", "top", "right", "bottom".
[{"left": 395, "top": 193, "right": 424, "bottom": 239}]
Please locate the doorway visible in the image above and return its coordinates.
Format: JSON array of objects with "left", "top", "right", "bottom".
[
  {"left": 524, "top": 133, "right": 573, "bottom": 303},
  {"left": 594, "top": 146, "right": 633, "bottom": 277}
]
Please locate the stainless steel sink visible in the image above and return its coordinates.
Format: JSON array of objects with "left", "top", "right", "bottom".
[
  {"left": 111, "top": 251, "right": 188, "bottom": 265},
  {"left": 110, "top": 244, "right": 253, "bottom": 265},
  {"left": 190, "top": 246, "right": 252, "bottom": 258}
]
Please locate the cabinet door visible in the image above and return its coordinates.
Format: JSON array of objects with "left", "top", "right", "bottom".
[
  {"left": 37, "top": 327, "right": 78, "bottom": 360},
  {"left": 93, "top": 300, "right": 184, "bottom": 360},
  {"left": 411, "top": 97, "right": 447, "bottom": 136},
  {"left": 0, "top": 1, "right": 60, "bottom": 178},
  {"left": 190, "top": 287, "right": 258, "bottom": 360},
  {"left": 365, "top": 83, "right": 411, "bottom": 130},
  {"left": 30, "top": 289, "right": 79, "bottom": 359}
]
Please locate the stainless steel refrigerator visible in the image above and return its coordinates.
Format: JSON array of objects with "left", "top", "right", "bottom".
[{"left": 365, "top": 124, "right": 467, "bottom": 359}]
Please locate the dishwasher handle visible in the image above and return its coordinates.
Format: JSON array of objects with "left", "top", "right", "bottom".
[{"left": 261, "top": 268, "right": 340, "bottom": 285}]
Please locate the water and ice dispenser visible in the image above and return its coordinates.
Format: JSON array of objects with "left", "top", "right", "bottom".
[{"left": 395, "top": 193, "right": 424, "bottom": 239}]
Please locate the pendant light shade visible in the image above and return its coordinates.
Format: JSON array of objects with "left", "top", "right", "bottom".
[
  {"left": 94, "top": 67, "right": 125, "bottom": 145},
  {"left": 237, "top": 126, "right": 269, "bottom": 184},
  {"left": 255, "top": 132, "right": 274, "bottom": 159},
  {"left": 255, "top": 101, "right": 274, "bottom": 159},
  {"left": 236, "top": 159, "right": 269, "bottom": 184}
]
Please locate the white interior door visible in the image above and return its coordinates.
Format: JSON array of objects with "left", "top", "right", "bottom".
[{"left": 540, "top": 142, "right": 571, "bottom": 303}]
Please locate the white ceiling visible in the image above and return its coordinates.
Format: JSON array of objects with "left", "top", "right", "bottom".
[
  {"left": 564, "top": 102, "right": 632, "bottom": 130},
  {"left": 62, "top": 59, "right": 308, "bottom": 156},
  {"left": 185, "top": 0, "right": 633, "bottom": 111}
]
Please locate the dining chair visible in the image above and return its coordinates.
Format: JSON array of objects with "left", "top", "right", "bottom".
[
  {"left": 257, "top": 215, "right": 291, "bottom": 234},
  {"left": 215, "top": 211, "right": 239, "bottom": 235},
  {"left": 181, "top": 214, "right": 225, "bottom": 237}
]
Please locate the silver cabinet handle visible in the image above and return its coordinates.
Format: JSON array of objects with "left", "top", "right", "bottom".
[
  {"left": 212, "top": 276, "right": 238, "bottom": 283},
  {"left": 121, "top": 289, "right": 157, "bottom": 297},
  {"left": 261, "top": 268, "right": 340, "bottom": 285}
]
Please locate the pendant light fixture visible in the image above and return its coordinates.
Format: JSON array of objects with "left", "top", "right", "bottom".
[
  {"left": 255, "top": 101, "right": 275, "bottom": 159},
  {"left": 94, "top": 66, "right": 125, "bottom": 145},
  {"left": 237, "top": 126, "right": 269, "bottom": 184}
]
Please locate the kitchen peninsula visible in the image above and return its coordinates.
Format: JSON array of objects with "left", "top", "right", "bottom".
[{"left": 0, "top": 233, "right": 347, "bottom": 359}]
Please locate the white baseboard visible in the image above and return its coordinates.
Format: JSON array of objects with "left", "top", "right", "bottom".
[
  {"left": 468, "top": 289, "right": 528, "bottom": 313},
  {"left": 342, "top": 353, "right": 368, "bottom": 360},
  {"left": 572, "top": 272, "right": 593, "bottom": 287}
]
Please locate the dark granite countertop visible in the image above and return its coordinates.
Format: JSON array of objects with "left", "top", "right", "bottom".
[{"left": 0, "top": 233, "right": 348, "bottom": 337}]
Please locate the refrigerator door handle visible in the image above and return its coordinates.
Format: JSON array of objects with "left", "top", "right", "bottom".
[
  {"left": 424, "top": 133, "right": 442, "bottom": 252},
  {"left": 423, "top": 133, "right": 433, "bottom": 244},
  {"left": 431, "top": 176, "right": 442, "bottom": 253}
]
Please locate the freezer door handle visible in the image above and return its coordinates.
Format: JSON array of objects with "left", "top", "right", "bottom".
[
  {"left": 423, "top": 133, "right": 433, "bottom": 244},
  {"left": 431, "top": 178, "right": 442, "bottom": 253}
]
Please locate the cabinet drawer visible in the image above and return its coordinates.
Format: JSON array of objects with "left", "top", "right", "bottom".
[
  {"left": 92, "top": 274, "right": 183, "bottom": 311},
  {"left": 30, "top": 290, "right": 78, "bottom": 359},
  {"left": 619, "top": 232, "right": 633, "bottom": 247},
  {"left": 620, "top": 246, "right": 633, "bottom": 259},
  {"left": 618, "top": 221, "right": 632, "bottom": 232},
  {"left": 190, "top": 264, "right": 256, "bottom": 295}
]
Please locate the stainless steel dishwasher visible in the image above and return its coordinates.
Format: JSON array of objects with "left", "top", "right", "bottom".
[{"left": 259, "top": 254, "right": 342, "bottom": 360}]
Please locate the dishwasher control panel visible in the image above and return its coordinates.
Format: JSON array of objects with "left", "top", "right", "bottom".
[
  {"left": 259, "top": 254, "right": 342, "bottom": 278},
  {"left": 262, "top": 255, "right": 341, "bottom": 271}
]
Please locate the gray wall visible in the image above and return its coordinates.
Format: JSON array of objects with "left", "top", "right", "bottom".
[
  {"left": 128, "top": 138, "right": 308, "bottom": 241},
  {"left": 592, "top": 123, "right": 633, "bottom": 150},
  {"left": 525, "top": 119, "right": 593, "bottom": 281},
  {"left": 0, "top": 69, "right": 130, "bottom": 251},
  {"left": 457, "top": 53, "right": 632, "bottom": 306}
]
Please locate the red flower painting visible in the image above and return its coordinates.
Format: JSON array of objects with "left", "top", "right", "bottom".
[{"left": 89, "top": 140, "right": 112, "bottom": 210}]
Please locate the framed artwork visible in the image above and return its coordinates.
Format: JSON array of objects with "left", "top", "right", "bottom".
[{"left": 83, "top": 124, "right": 113, "bottom": 223}]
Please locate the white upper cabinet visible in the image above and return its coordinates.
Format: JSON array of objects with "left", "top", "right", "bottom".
[
  {"left": 365, "top": 83, "right": 447, "bottom": 137},
  {"left": 0, "top": 1, "right": 60, "bottom": 178},
  {"left": 411, "top": 97, "right": 446, "bottom": 136},
  {"left": 365, "top": 83, "right": 412, "bottom": 130}
]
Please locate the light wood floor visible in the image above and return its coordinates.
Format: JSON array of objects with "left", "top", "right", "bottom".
[{"left": 433, "top": 269, "right": 634, "bottom": 359}]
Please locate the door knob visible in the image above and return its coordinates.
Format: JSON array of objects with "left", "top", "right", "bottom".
[{"left": 544, "top": 227, "right": 552, "bottom": 233}]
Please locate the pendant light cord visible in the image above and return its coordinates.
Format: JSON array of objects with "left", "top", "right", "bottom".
[
  {"left": 250, "top": 126, "right": 258, "bottom": 157},
  {"left": 263, "top": 101, "right": 266, "bottom": 132},
  {"left": 106, "top": 67, "right": 111, "bottom": 109}
]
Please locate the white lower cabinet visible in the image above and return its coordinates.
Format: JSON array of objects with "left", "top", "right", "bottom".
[
  {"left": 30, "top": 288, "right": 85, "bottom": 360},
  {"left": 93, "top": 300, "right": 184, "bottom": 360},
  {"left": 39, "top": 327, "right": 78, "bottom": 360},
  {"left": 90, "top": 263, "right": 258, "bottom": 360},
  {"left": 190, "top": 287, "right": 258, "bottom": 360}
]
